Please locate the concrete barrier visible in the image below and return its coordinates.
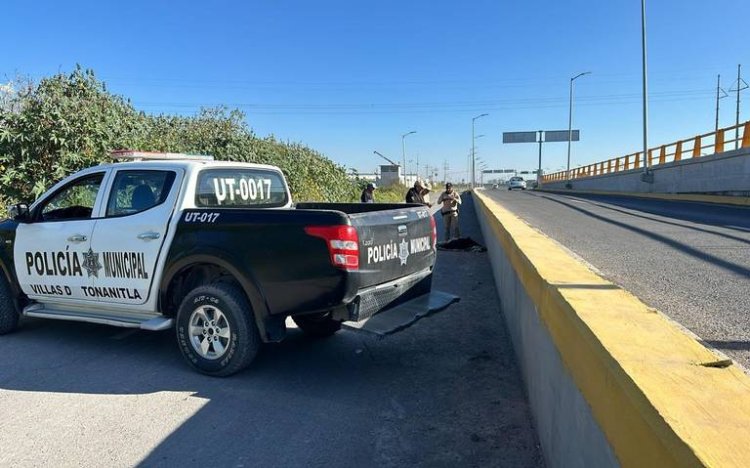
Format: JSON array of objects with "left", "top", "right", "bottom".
[
  {"left": 542, "top": 147, "right": 750, "bottom": 197},
  {"left": 473, "top": 189, "right": 750, "bottom": 467}
]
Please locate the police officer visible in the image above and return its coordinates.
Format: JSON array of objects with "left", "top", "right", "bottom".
[
  {"left": 361, "top": 182, "right": 376, "bottom": 203},
  {"left": 405, "top": 180, "right": 432, "bottom": 206},
  {"left": 437, "top": 182, "right": 461, "bottom": 240}
]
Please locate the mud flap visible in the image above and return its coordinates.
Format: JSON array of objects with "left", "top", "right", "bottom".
[{"left": 342, "top": 290, "right": 459, "bottom": 337}]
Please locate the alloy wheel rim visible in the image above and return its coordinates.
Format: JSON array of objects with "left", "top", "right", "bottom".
[{"left": 188, "top": 305, "right": 231, "bottom": 360}]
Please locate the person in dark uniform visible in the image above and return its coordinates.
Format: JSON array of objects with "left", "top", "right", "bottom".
[
  {"left": 405, "top": 180, "right": 432, "bottom": 207},
  {"left": 360, "top": 182, "right": 376, "bottom": 203}
]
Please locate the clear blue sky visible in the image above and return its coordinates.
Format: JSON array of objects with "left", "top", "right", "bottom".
[{"left": 3, "top": 0, "right": 749, "bottom": 181}]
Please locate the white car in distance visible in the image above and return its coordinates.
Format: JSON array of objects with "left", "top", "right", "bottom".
[{"left": 508, "top": 176, "right": 527, "bottom": 191}]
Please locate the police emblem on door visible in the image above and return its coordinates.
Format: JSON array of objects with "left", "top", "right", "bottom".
[{"left": 398, "top": 238, "right": 409, "bottom": 265}]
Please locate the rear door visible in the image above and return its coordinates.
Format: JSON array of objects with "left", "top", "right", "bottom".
[
  {"left": 88, "top": 169, "right": 182, "bottom": 305},
  {"left": 352, "top": 206, "right": 435, "bottom": 288}
]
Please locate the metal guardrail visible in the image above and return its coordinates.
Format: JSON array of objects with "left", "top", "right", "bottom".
[{"left": 542, "top": 120, "right": 750, "bottom": 183}]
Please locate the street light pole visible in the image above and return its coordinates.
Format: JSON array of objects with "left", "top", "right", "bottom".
[
  {"left": 641, "top": 0, "right": 650, "bottom": 172},
  {"left": 471, "top": 113, "right": 488, "bottom": 189},
  {"left": 401, "top": 131, "right": 416, "bottom": 185},
  {"left": 566, "top": 72, "right": 591, "bottom": 184}
]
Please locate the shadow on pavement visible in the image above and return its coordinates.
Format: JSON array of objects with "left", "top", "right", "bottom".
[
  {"left": 548, "top": 192, "right": 750, "bottom": 246},
  {"left": 537, "top": 194, "right": 750, "bottom": 279}
]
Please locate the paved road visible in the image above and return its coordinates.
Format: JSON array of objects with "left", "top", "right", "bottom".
[
  {"left": 0, "top": 196, "right": 542, "bottom": 468},
  {"left": 483, "top": 189, "right": 750, "bottom": 369}
]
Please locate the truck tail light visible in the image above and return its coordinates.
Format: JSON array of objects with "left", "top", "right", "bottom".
[
  {"left": 429, "top": 215, "right": 437, "bottom": 249},
  {"left": 304, "top": 225, "right": 359, "bottom": 270}
]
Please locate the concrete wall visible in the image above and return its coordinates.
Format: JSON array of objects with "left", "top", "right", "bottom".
[
  {"left": 542, "top": 147, "right": 750, "bottom": 196},
  {"left": 477, "top": 201, "right": 618, "bottom": 467},
  {"left": 472, "top": 190, "right": 750, "bottom": 468}
]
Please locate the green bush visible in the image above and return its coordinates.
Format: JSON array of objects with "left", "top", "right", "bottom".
[{"left": 0, "top": 66, "right": 354, "bottom": 204}]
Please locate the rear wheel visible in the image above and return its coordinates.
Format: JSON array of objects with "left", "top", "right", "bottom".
[
  {"left": 0, "top": 275, "right": 19, "bottom": 335},
  {"left": 176, "top": 283, "right": 260, "bottom": 377},
  {"left": 292, "top": 311, "right": 341, "bottom": 337}
]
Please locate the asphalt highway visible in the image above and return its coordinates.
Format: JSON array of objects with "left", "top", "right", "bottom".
[
  {"left": 0, "top": 195, "right": 542, "bottom": 468},
  {"left": 483, "top": 189, "right": 750, "bottom": 369}
]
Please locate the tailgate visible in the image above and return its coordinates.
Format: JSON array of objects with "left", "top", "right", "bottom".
[{"left": 350, "top": 206, "right": 435, "bottom": 289}]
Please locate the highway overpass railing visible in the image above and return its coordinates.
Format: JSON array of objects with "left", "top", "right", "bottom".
[{"left": 542, "top": 120, "right": 750, "bottom": 183}]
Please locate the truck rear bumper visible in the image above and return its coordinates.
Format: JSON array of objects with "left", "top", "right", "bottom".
[
  {"left": 343, "top": 290, "right": 459, "bottom": 337},
  {"left": 346, "top": 267, "right": 433, "bottom": 322},
  {"left": 342, "top": 266, "right": 460, "bottom": 336}
]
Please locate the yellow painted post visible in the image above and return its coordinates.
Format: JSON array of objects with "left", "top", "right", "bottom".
[
  {"left": 715, "top": 129, "right": 725, "bottom": 154},
  {"left": 616, "top": 158, "right": 621, "bottom": 172},
  {"left": 742, "top": 121, "right": 750, "bottom": 148},
  {"left": 607, "top": 160, "right": 612, "bottom": 173},
  {"left": 692, "top": 136, "right": 701, "bottom": 157},
  {"left": 649, "top": 149, "right": 655, "bottom": 166},
  {"left": 674, "top": 141, "right": 682, "bottom": 161},
  {"left": 624, "top": 155, "right": 629, "bottom": 170},
  {"left": 634, "top": 153, "right": 640, "bottom": 169},
  {"left": 658, "top": 145, "right": 666, "bottom": 165}
]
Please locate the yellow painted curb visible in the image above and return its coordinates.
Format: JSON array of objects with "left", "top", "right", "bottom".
[
  {"left": 538, "top": 188, "right": 750, "bottom": 207},
  {"left": 474, "top": 189, "right": 750, "bottom": 467}
]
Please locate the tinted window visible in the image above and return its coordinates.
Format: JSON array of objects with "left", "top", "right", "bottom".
[
  {"left": 195, "top": 169, "right": 288, "bottom": 208},
  {"left": 39, "top": 173, "right": 104, "bottom": 221},
  {"left": 106, "top": 170, "right": 176, "bottom": 217}
]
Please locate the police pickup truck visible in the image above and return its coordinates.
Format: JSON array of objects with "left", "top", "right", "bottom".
[{"left": 0, "top": 151, "right": 457, "bottom": 376}]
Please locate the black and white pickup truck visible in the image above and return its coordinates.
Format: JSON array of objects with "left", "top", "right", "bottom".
[{"left": 0, "top": 151, "right": 457, "bottom": 376}]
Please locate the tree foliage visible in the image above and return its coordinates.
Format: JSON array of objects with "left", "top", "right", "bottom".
[{"left": 0, "top": 66, "right": 353, "bottom": 204}]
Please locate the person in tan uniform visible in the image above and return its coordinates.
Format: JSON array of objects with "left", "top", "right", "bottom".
[{"left": 437, "top": 182, "right": 461, "bottom": 240}]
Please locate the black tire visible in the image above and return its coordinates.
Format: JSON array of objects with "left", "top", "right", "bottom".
[
  {"left": 0, "top": 274, "right": 19, "bottom": 335},
  {"left": 507, "top": 187, "right": 512, "bottom": 191},
  {"left": 292, "top": 311, "right": 341, "bottom": 337},
  {"left": 175, "top": 283, "right": 260, "bottom": 377}
]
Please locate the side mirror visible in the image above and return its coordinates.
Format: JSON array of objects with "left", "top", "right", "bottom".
[{"left": 8, "top": 203, "right": 30, "bottom": 222}]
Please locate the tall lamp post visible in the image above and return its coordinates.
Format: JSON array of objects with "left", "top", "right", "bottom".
[
  {"left": 566, "top": 72, "right": 591, "bottom": 183},
  {"left": 401, "top": 131, "right": 417, "bottom": 184},
  {"left": 471, "top": 113, "right": 489, "bottom": 188},
  {"left": 640, "top": 0, "right": 650, "bottom": 173}
]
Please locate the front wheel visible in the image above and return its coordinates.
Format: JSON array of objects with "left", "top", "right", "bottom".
[
  {"left": 292, "top": 311, "right": 342, "bottom": 337},
  {"left": 176, "top": 283, "right": 260, "bottom": 377},
  {"left": 0, "top": 274, "right": 19, "bottom": 335}
]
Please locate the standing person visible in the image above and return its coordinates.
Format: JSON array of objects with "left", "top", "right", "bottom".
[
  {"left": 420, "top": 181, "right": 432, "bottom": 205},
  {"left": 360, "top": 182, "right": 376, "bottom": 203},
  {"left": 437, "top": 182, "right": 462, "bottom": 240},
  {"left": 405, "top": 180, "right": 433, "bottom": 206}
]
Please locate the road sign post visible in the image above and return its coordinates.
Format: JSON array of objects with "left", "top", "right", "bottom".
[{"left": 502, "top": 130, "right": 580, "bottom": 186}]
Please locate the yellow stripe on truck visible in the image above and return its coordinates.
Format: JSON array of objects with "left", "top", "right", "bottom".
[{"left": 474, "top": 189, "right": 750, "bottom": 467}]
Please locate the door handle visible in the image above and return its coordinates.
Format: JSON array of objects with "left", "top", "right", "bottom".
[
  {"left": 137, "top": 232, "right": 161, "bottom": 241},
  {"left": 67, "top": 234, "right": 87, "bottom": 243}
]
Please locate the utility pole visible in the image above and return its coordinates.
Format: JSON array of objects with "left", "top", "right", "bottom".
[
  {"left": 715, "top": 74, "right": 728, "bottom": 133},
  {"left": 443, "top": 160, "right": 449, "bottom": 183},
  {"left": 729, "top": 64, "right": 748, "bottom": 149}
]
